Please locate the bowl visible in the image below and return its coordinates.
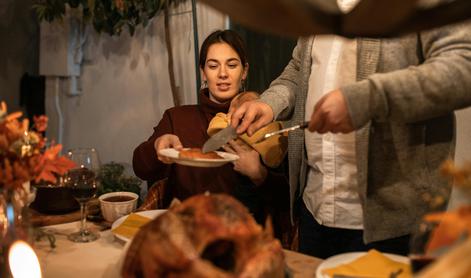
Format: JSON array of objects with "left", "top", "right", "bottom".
[
  {"left": 30, "top": 185, "right": 80, "bottom": 214},
  {"left": 99, "top": 192, "right": 139, "bottom": 222}
]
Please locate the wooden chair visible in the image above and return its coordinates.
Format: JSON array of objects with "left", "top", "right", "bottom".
[{"left": 138, "top": 178, "right": 169, "bottom": 210}]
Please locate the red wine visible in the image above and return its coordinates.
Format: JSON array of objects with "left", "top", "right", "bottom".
[
  {"left": 70, "top": 186, "right": 97, "bottom": 203},
  {"left": 66, "top": 168, "right": 96, "bottom": 182},
  {"left": 66, "top": 168, "right": 98, "bottom": 202},
  {"left": 410, "top": 256, "right": 436, "bottom": 273}
]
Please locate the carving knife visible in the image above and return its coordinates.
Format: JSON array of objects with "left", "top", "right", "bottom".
[
  {"left": 202, "top": 126, "right": 238, "bottom": 153},
  {"left": 255, "top": 121, "right": 309, "bottom": 143}
]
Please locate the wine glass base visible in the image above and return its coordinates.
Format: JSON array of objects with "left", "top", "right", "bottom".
[{"left": 68, "top": 230, "right": 100, "bottom": 243}]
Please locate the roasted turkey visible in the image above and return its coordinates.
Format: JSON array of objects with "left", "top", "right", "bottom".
[{"left": 122, "top": 194, "right": 285, "bottom": 278}]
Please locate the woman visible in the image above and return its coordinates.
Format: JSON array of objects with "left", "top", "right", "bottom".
[{"left": 132, "top": 30, "right": 289, "bottom": 225}]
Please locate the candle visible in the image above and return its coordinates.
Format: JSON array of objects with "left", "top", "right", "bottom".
[{"left": 8, "top": 240, "right": 42, "bottom": 278}]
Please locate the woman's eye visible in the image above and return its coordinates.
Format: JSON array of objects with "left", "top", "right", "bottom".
[
  {"left": 208, "top": 64, "right": 218, "bottom": 69},
  {"left": 228, "top": 64, "right": 238, "bottom": 68}
]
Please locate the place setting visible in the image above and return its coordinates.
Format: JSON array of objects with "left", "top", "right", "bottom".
[
  {"left": 316, "top": 250, "right": 410, "bottom": 278},
  {"left": 110, "top": 209, "right": 166, "bottom": 242}
]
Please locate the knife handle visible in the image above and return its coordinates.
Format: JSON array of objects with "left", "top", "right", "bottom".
[{"left": 300, "top": 121, "right": 310, "bottom": 129}]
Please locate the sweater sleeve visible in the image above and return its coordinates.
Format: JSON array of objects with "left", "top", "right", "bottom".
[
  {"left": 342, "top": 21, "right": 471, "bottom": 129},
  {"left": 259, "top": 38, "right": 305, "bottom": 121},
  {"left": 132, "top": 110, "right": 173, "bottom": 183}
]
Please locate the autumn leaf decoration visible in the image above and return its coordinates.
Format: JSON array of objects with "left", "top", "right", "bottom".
[
  {"left": 35, "top": 144, "right": 77, "bottom": 184},
  {"left": 422, "top": 160, "right": 471, "bottom": 254},
  {"left": 0, "top": 101, "right": 76, "bottom": 190},
  {"left": 424, "top": 206, "right": 471, "bottom": 254}
]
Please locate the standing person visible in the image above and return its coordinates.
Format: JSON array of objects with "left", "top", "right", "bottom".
[
  {"left": 132, "top": 30, "right": 289, "bottom": 230},
  {"left": 230, "top": 15, "right": 471, "bottom": 258}
]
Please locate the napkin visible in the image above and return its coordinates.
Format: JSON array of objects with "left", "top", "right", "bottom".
[
  {"left": 111, "top": 213, "right": 152, "bottom": 239},
  {"left": 322, "top": 249, "right": 412, "bottom": 278},
  {"left": 207, "top": 113, "right": 288, "bottom": 168}
]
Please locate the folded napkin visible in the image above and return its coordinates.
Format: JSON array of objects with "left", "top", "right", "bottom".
[
  {"left": 207, "top": 113, "right": 287, "bottom": 168},
  {"left": 111, "top": 213, "right": 152, "bottom": 239},
  {"left": 322, "top": 249, "right": 412, "bottom": 278}
]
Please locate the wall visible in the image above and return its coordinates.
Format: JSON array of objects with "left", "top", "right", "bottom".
[
  {"left": 0, "top": 0, "right": 39, "bottom": 111},
  {"left": 231, "top": 23, "right": 296, "bottom": 93},
  {"left": 455, "top": 109, "right": 471, "bottom": 165},
  {"left": 44, "top": 2, "right": 226, "bottom": 168}
]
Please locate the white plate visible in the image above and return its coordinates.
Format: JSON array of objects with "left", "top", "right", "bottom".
[
  {"left": 316, "top": 251, "right": 410, "bottom": 278},
  {"left": 111, "top": 210, "right": 166, "bottom": 242},
  {"left": 158, "top": 148, "right": 239, "bottom": 167}
]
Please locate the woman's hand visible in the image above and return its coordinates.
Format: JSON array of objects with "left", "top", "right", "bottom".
[
  {"left": 154, "top": 134, "right": 183, "bottom": 164},
  {"left": 222, "top": 139, "right": 267, "bottom": 186}
]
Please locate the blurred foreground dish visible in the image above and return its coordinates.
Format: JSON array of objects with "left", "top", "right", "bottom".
[
  {"left": 122, "top": 194, "right": 285, "bottom": 278},
  {"left": 200, "top": 0, "right": 471, "bottom": 38}
]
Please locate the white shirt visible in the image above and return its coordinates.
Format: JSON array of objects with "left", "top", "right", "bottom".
[{"left": 302, "top": 33, "right": 363, "bottom": 229}]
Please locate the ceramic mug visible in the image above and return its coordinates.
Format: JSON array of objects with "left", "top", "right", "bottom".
[{"left": 98, "top": 191, "right": 138, "bottom": 222}]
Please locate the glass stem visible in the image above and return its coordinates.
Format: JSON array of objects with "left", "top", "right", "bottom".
[{"left": 80, "top": 202, "right": 87, "bottom": 235}]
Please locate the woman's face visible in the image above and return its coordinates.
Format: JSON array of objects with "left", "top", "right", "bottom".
[{"left": 202, "top": 42, "right": 248, "bottom": 103}]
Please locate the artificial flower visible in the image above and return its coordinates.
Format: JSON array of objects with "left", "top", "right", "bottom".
[{"left": 0, "top": 101, "right": 75, "bottom": 190}]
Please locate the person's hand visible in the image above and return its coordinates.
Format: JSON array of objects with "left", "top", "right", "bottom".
[
  {"left": 222, "top": 140, "right": 267, "bottom": 186},
  {"left": 308, "top": 89, "right": 354, "bottom": 133},
  {"left": 227, "top": 91, "right": 260, "bottom": 123},
  {"left": 230, "top": 100, "right": 274, "bottom": 136},
  {"left": 154, "top": 134, "right": 183, "bottom": 164}
]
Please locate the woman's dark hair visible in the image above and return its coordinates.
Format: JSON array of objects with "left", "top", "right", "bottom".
[{"left": 199, "top": 30, "right": 248, "bottom": 69}]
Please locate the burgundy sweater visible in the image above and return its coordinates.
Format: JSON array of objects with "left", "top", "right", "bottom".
[{"left": 132, "top": 90, "right": 289, "bottom": 215}]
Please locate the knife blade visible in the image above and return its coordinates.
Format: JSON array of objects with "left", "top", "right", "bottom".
[
  {"left": 202, "top": 126, "right": 238, "bottom": 153},
  {"left": 255, "top": 121, "right": 309, "bottom": 143}
]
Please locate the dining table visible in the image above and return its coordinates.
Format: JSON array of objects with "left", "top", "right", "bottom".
[{"left": 33, "top": 220, "right": 322, "bottom": 278}]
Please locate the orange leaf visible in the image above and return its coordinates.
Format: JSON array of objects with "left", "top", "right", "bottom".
[
  {"left": 34, "top": 145, "right": 77, "bottom": 184},
  {"left": 43, "top": 144, "right": 62, "bottom": 160},
  {"left": 424, "top": 206, "right": 471, "bottom": 253},
  {"left": 33, "top": 115, "right": 48, "bottom": 132}
]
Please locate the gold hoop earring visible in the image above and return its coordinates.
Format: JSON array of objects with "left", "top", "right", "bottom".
[{"left": 200, "top": 80, "right": 207, "bottom": 90}]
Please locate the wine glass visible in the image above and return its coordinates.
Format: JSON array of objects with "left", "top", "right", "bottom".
[
  {"left": 409, "top": 219, "right": 439, "bottom": 273},
  {"left": 64, "top": 148, "right": 101, "bottom": 243}
]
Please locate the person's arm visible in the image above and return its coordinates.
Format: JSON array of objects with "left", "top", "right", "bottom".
[
  {"left": 222, "top": 140, "right": 289, "bottom": 204},
  {"left": 255, "top": 161, "right": 290, "bottom": 211},
  {"left": 231, "top": 38, "right": 307, "bottom": 135},
  {"left": 342, "top": 22, "right": 471, "bottom": 129},
  {"left": 260, "top": 38, "right": 306, "bottom": 120},
  {"left": 222, "top": 140, "right": 268, "bottom": 186},
  {"left": 132, "top": 110, "right": 174, "bottom": 183}
]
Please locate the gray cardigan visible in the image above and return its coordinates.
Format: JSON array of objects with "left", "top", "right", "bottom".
[{"left": 260, "top": 21, "right": 471, "bottom": 243}]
